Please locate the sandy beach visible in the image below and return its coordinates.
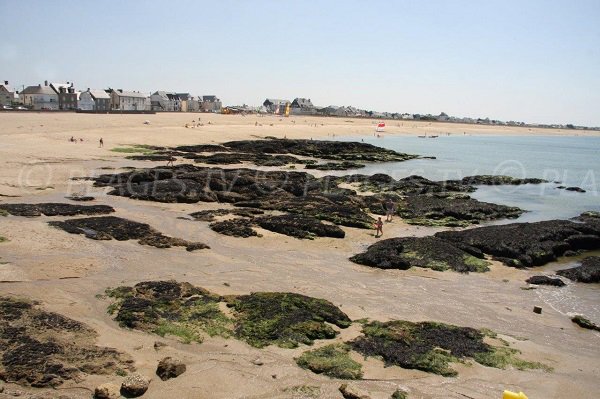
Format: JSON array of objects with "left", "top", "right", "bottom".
[{"left": 0, "top": 112, "right": 599, "bottom": 399}]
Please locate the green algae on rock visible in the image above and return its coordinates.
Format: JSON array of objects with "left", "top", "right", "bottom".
[
  {"left": 105, "top": 281, "right": 231, "bottom": 344},
  {"left": 351, "top": 320, "right": 549, "bottom": 376},
  {"left": 350, "top": 237, "right": 490, "bottom": 273},
  {"left": 296, "top": 344, "right": 363, "bottom": 379},
  {"left": 228, "top": 292, "right": 351, "bottom": 348}
]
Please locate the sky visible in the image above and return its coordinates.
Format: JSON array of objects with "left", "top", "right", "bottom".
[{"left": 1, "top": 0, "right": 599, "bottom": 126}]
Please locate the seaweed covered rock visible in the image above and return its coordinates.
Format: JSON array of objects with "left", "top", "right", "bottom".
[
  {"left": 305, "top": 161, "right": 365, "bottom": 171},
  {"left": 296, "top": 344, "right": 363, "bottom": 379},
  {"left": 0, "top": 203, "right": 113, "bottom": 217},
  {"left": 156, "top": 357, "right": 186, "bottom": 380},
  {"left": 209, "top": 218, "right": 259, "bottom": 238},
  {"left": 222, "top": 139, "right": 417, "bottom": 162},
  {"left": 0, "top": 296, "right": 133, "bottom": 388},
  {"left": 460, "top": 175, "right": 548, "bottom": 186},
  {"left": 254, "top": 214, "right": 345, "bottom": 239},
  {"left": 526, "top": 276, "right": 566, "bottom": 287},
  {"left": 49, "top": 216, "right": 209, "bottom": 251},
  {"left": 66, "top": 196, "right": 95, "bottom": 202},
  {"left": 556, "top": 256, "right": 600, "bottom": 283},
  {"left": 351, "top": 320, "right": 547, "bottom": 376},
  {"left": 350, "top": 237, "right": 489, "bottom": 273},
  {"left": 571, "top": 315, "right": 600, "bottom": 331},
  {"left": 436, "top": 217, "right": 600, "bottom": 268},
  {"left": 192, "top": 152, "right": 309, "bottom": 166},
  {"left": 398, "top": 194, "right": 523, "bottom": 227},
  {"left": 189, "top": 208, "right": 264, "bottom": 222},
  {"left": 106, "top": 281, "right": 230, "bottom": 343},
  {"left": 228, "top": 292, "right": 351, "bottom": 348}
]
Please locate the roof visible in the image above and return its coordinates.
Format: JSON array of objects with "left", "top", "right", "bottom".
[
  {"left": 89, "top": 90, "right": 110, "bottom": 100},
  {"left": 292, "top": 98, "right": 314, "bottom": 108},
  {"left": 202, "top": 95, "right": 219, "bottom": 102},
  {"left": 115, "top": 91, "right": 148, "bottom": 99},
  {"left": 21, "top": 85, "right": 57, "bottom": 96},
  {"left": 0, "top": 83, "right": 14, "bottom": 92},
  {"left": 264, "top": 98, "right": 289, "bottom": 106}
]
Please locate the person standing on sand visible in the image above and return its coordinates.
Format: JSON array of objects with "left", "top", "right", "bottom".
[
  {"left": 99, "top": 138, "right": 104, "bottom": 147},
  {"left": 374, "top": 217, "right": 383, "bottom": 238},
  {"left": 384, "top": 199, "right": 397, "bottom": 222}
]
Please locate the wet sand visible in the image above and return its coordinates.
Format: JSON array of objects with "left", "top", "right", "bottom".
[{"left": 0, "top": 112, "right": 598, "bottom": 398}]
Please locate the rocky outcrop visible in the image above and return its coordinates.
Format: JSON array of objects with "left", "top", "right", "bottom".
[
  {"left": 436, "top": 216, "right": 600, "bottom": 268},
  {"left": 571, "top": 315, "right": 600, "bottom": 331},
  {"left": 526, "top": 276, "right": 566, "bottom": 287},
  {"left": 66, "top": 196, "right": 95, "bottom": 202},
  {"left": 120, "top": 373, "right": 150, "bottom": 397},
  {"left": 0, "top": 203, "right": 113, "bottom": 217},
  {"left": 397, "top": 194, "right": 523, "bottom": 227},
  {"left": 557, "top": 256, "right": 600, "bottom": 283},
  {"left": 254, "top": 214, "right": 345, "bottom": 239},
  {"left": 305, "top": 161, "right": 365, "bottom": 170},
  {"left": 339, "top": 383, "right": 372, "bottom": 399},
  {"left": 349, "top": 236, "right": 489, "bottom": 273},
  {"left": 49, "top": 216, "right": 209, "bottom": 251},
  {"left": 0, "top": 296, "right": 133, "bottom": 388},
  {"left": 189, "top": 208, "right": 264, "bottom": 222},
  {"left": 460, "top": 175, "right": 548, "bottom": 185},
  {"left": 192, "top": 152, "right": 310, "bottom": 166},
  {"left": 209, "top": 218, "right": 259, "bottom": 238},
  {"left": 156, "top": 357, "right": 186, "bottom": 380}
]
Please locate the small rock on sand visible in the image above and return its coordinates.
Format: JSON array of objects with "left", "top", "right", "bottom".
[
  {"left": 94, "top": 383, "right": 120, "bottom": 399},
  {"left": 120, "top": 374, "right": 150, "bottom": 397},
  {"left": 156, "top": 357, "right": 186, "bottom": 380},
  {"left": 339, "top": 383, "right": 371, "bottom": 399}
]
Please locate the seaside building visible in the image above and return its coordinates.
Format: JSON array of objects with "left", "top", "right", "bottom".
[
  {"left": 150, "top": 91, "right": 175, "bottom": 111},
  {"left": 108, "top": 89, "right": 150, "bottom": 111},
  {"left": 177, "top": 93, "right": 200, "bottom": 112},
  {"left": 290, "top": 98, "right": 316, "bottom": 115},
  {"left": 19, "top": 82, "right": 59, "bottom": 110},
  {"left": 78, "top": 89, "right": 111, "bottom": 111},
  {"left": 201, "top": 95, "right": 222, "bottom": 112},
  {"left": 263, "top": 98, "right": 290, "bottom": 114},
  {"left": 49, "top": 82, "right": 77, "bottom": 110},
  {"left": 0, "top": 81, "right": 16, "bottom": 106}
]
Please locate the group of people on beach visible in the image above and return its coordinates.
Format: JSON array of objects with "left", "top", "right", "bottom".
[{"left": 374, "top": 198, "right": 397, "bottom": 238}]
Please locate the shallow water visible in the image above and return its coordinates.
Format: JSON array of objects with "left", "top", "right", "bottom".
[
  {"left": 337, "top": 135, "right": 600, "bottom": 222},
  {"left": 336, "top": 134, "right": 600, "bottom": 323}
]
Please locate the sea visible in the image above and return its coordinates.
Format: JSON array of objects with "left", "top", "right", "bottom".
[{"left": 336, "top": 134, "right": 600, "bottom": 324}]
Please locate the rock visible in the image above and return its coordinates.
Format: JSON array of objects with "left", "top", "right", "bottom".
[
  {"left": 209, "top": 218, "right": 259, "bottom": 238},
  {"left": 339, "top": 383, "right": 371, "bottom": 399},
  {"left": 0, "top": 382, "right": 3, "bottom": 393},
  {"left": 533, "top": 306, "right": 542, "bottom": 314},
  {"left": 571, "top": 315, "right": 600, "bottom": 331},
  {"left": 0, "top": 296, "right": 134, "bottom": 388},
  {"left": 222, "top": 138, "right": 417, "bottom": 162},
  {"left": 391, "top": 389, "right": 408, "bottom": 399},
  {"left": 461, "top": 175, "right": 547, "bottom": 186},
  {"left": 305, "top": 161, "right": 365, "bottom": 170},
  {"left": 192, "top": 152, "right": 308, "bottom": 167},
  {"left": 565, "top": 186, "right": 586, "bottom": 193},
  {"left": 350, "top": 236, "right": 490, "bottom": 273},
  {"left": 526, "top": 276, "right": 566, "bottom": 287},
  {"left": 65, "top": 196, "right": 95, "bottom": 201},
  {"left": 252, "top": 358, "right": 264, "bottom": 366},
  {"left": 0, "top": 203, "right": 113, "bottom": 217},
  {"left": 189, "top": 208, "right": 264, "bottom": 222},
  {"left": 94, "top": 383, "right": 120, "bottom": 399},
  {"left": 229, "top": 292, "right": 351, "bottom": 348},
  {"left": 254, "top": 214, "right": 345, "bottom": 239},
  {"left": 556, "top": 256, "right": 600, "bottom": 283},
  {"left": 153, "top": 341, "right": 166, "bottom": 350},
  {"left": 156, "top": 357, "right": 186, "bottom": 380},
  {"left": 120, "top": 374, "right": 150, "bottom": 397},
  {"left": 49, "top": 216, "right": 209, "bottom": 251},
  {"left": 436, "top": 216, "right": 600, "bottom": 268}
]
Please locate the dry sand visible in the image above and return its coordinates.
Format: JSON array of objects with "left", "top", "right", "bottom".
[{"left": 0, "top": 112, "right": 598, "bottom": 398}]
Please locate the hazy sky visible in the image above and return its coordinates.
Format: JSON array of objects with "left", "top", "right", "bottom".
[{"left": 2, "top": 0, "right": 599, "bottom": 126}]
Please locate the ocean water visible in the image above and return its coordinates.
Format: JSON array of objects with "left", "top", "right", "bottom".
[
  {"left": 337, "top": 135, "right": 600, "bottom": 223},
  {"left": 336, "top": 134, "right": 600, "bottom": 323}
]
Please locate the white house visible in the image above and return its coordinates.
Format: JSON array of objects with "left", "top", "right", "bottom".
[
  {"left": 79, "top": 89, "right": 111, "bottom": 111},
  {"left": 20, "top": 83, "right": 59, "bottom": 110},
  {"left": 109, "top": 89, "right": 149, "bottom": 111},
  {"left": 0, "top": 81, "right": 16, "bottom": 106}
]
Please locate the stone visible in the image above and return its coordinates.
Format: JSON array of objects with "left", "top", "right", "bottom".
[
  {"left": 339, "top": 383, "right": 372, "bottom": 399},
  {"left": 94, "top": 383, "right": 120, "bottom": 399},
  {"left": 0, "top": 203, "right": 113, "bottom": 217},
  {"left": 556, "top": 256, "right": 600, "bottom": 283},
  {"left": 252, "top": 358, "right": 264, "bottom": 366},
  {"left": 49, "top": 216, "right": 209, "bottom": 251},
  {"left": 533, "top": 306, "right": 542, "bottom": 314},
  {"left": 571, "top": 315, "right": 600, "bottom": 331},
  {"left": 120, "top": 373, "right": 150, "bottom": 397},
  {"left": 525, "top": 276, "right": 566, "bottom": 287},
  {"left": 153, "top": 341, "right": 166, "bottom": 350},
  {"left": 156, "top": 357, "right": 186, "bottom": 380}
]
